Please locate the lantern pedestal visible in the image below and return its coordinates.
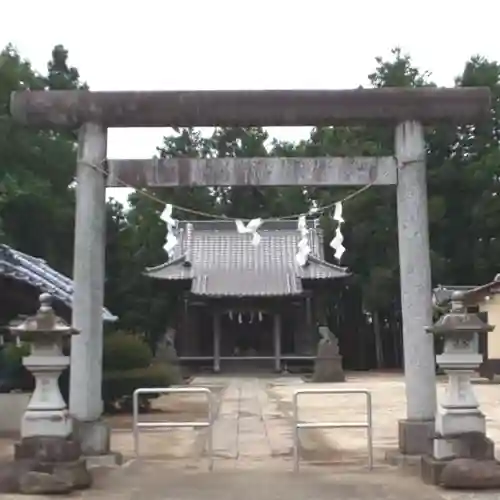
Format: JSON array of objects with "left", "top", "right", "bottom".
[
  {"left": 21, "top": 356, "right": 72, "bottom": 439},
  {"left": 433, "top": 354, "right": 487, "bottom": 460},
  {"left": 0, "top": 294, "right": 92, "bottom": 495}
]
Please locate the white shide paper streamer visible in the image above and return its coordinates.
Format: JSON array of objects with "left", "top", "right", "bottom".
[
  {"left": 329, "top": 202, "right": 346, "bottom": 261},
  {"left": 160, "top": 204, "right": 178, "bottom": 258},
  {"left": 235, "top": 218, "right": 263, "bottom": 246},
  {"left": 295, "top": 215, "right": 311, "bottom": 266}
]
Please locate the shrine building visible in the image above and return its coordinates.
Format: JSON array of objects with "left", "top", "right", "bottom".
[{"left": 144, "top": 220, "right": 350, "bottom": 372}]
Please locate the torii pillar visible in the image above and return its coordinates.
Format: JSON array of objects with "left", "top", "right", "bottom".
[
  {"left": 395, "top": 120, "right": 437, "bottom": 454},
  {"left": 70, "top": 122, "right": 109, "bottom": 455},
  {"left": 9, "top": 87, "right": 491, "bottom": 459}
]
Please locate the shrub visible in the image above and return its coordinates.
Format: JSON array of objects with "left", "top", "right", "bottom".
[
  {"left": 2, "top": 332, "right": 177, "bottom": 414},
  {"left": 2, "top": 342, "right": 31, "bottom": 363},
  {"left": 103, "top": 332, "right": 152, "bottom": 371},
  {"left": 0, "top": 343, "right": 33, "bottom": 392},
  {"left": 102, "top": 364, "right": 177, "bottom": 413},
  {"left": 101, "top": 332, "right": 178, "bottom": 413}
]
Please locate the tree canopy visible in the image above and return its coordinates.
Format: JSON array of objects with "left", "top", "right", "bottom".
[{"left": 1, "top": 45, "right": 499, "bottom": 368}]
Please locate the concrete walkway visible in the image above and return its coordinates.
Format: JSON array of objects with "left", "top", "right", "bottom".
[
  {"left": 3, "top": 375, "right": 500, "bottom": 499},
  {"left": 210, "top": 377, "right": 292, "bottom": 465}
]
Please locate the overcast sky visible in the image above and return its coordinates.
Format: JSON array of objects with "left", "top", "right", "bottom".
[{"left": 3, "top": 0, "right": 499, "bottom": 204}]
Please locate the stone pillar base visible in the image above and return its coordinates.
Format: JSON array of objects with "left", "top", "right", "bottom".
[
  {"left": 421, "top": 454, "right": 449, "bottom": 485},
  {"left": 0, "top": 436, "right": 91, "bottom": 495},
  {"left": 73, "top": 419, "right": 123, "bottom": 466},
  {"left": 14, "top": 436, "right": 82, "bottom": 462},
  {"left": 398, "top": 418, "right": 434, "bottom": 455},
  {"left": 422, "top": 432, "right": 496, "bottom": 486},
  {"left": 312, "top": 355, "right": 345, "bottom": 382},
  {"left": 421, "top": 455, "right": 500, "bottom": 488},
  {"left": 73, "top": 418, "right": 111, "bottom": 456},
  {"left": 434, "top": 431, "right": 494, "bottom": 460}
]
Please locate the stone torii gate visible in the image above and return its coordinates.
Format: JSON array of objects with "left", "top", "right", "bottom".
[{"left": 10, "top": 88, "right": 490, "bottom": 458}]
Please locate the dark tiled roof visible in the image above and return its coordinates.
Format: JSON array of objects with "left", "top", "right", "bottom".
[
  {"left": 0, "top": 244, "right": 117, "bottom": 322},
  {"left": 433, "top": 285, "right": 476, "bottom": 306},
  {"left": 192, "top": 270, "right": 302, "bottom": 297},
  {"left": 433, "top": 277, "right": 500, "bottom": 307},
  {"left": 145, "top": 220, "right": 349, "bottom": 297}
]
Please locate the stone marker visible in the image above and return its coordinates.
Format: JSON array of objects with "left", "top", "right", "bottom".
[
  {"left": 0, "top": 294, "right": 91, "bottom": 494},
  {"left": 312, "top": 326, "right": 345, "bottom": 382}
]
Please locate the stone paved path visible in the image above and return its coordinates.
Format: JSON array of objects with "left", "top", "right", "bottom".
[
  {"left": 3, "top": 375, "right": 500, "bottom": 499},
  {"left": 210, "top": 376, "right": 292, "bottom": 465}
]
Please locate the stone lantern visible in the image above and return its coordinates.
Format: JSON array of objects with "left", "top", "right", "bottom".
[
  {"left": 0, "top": 294, "right": 91, "bottom": 495},
  {"left": 422, "top": 290, "right": 497, "bottom": 486},
  {"left": 10, "top": 293, "right": 77, "bottom": 439}
]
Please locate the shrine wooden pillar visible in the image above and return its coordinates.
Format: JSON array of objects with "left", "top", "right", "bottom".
[
  {"left": 177, "top": 297, "right": 190, "bottom": 356},
  {"left": 293, "top": 295, "right": 314, "bottom": 355},
  {"left": 273, "top": 313, "right": 282, "bottom": 372},
  {"left": 305, "top": 294, "right": 314, "bottom": 353},
  {"left": 213, "top": 312, "right": 221, "bottom": 373}
]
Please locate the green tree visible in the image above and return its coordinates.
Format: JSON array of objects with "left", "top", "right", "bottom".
[
  {"left": 6, "top": 44, "right": 498, "bottom": 372},
  {"left": 0, "top": 44, "right": 82, "bottom": 274}
]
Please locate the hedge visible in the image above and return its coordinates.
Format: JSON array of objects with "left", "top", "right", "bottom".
[
  {"left": 0, "top": 332, "right": 179, "bottom": 413},
  {"left": 0, "top": 343, "right": 33, "bottom": 393},
  {"left": 103, "top": 363, "right": 178, "bottom": 413},
  {"left": 103, "top": 333, "right": 152, "bottom": 371}
]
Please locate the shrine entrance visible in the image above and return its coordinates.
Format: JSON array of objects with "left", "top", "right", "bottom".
[
  {"left": 219, "top": 312, "right": 277, "bottom": 373},
  {"left": 180, "top": 292, "right": 317, "bottom": 374},
  {"left": 9, "top": 86, "right": 491, "bottom": 459},
  {"left": 221, "top": 312, "right": 273, "bottom": 357},
  {"left": 189, "top": 306, "right": 281, "bottom": 370}
]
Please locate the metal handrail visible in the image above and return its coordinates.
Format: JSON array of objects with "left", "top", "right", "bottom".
[
  {"left": 132, "top": 387, "right": 214, "bottom": 471},
  {"left": 292, "top": 388, "right": 373, "bottom": 472}
]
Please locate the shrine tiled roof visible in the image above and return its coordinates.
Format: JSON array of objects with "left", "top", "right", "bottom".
[
  {"left": 145, "top": 220, "right": 350, "bottom": 297},
  {"left": 0, "top": 244, "right": 117, "bottom": 322},
  {"left": 432, "top": 285, "right": 477, "bottom": 306},
  {"left": 433, "top": 275, "right": 500, "bottom": 307}
]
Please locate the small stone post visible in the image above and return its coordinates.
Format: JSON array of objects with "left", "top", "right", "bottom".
[
  {"left": 421, "top": 291, "right": 500, "bottom": 488},
  {"left": 0, "top": 294, "right": 91, "bottom": 495}
]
